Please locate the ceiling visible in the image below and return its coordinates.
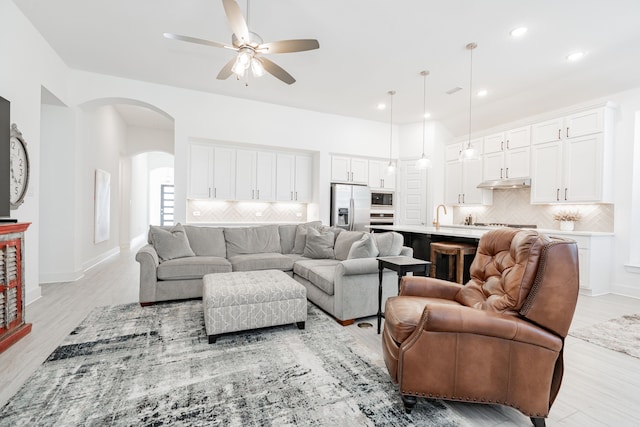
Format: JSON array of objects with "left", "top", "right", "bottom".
[{"left": 15, "top": 0, "right": 640, "bottom": 135}]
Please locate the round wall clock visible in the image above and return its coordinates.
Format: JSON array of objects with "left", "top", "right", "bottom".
[{"left": 9, "top": 123, "right": 30, "bottom": 209}]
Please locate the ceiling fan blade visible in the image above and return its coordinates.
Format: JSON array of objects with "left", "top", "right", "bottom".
[
  {"left": 260, "top": 57, "right": 296, "bottom": 85},
  {"left": 216, "top": 58, "right": 236, "bottom": 80},
  {"left": 163, "top": 32, "right": 232, "bottom": 50},
  {"left": 259, "top": 39, "right": 320, "bottom": 54},
  {"left": 222, "top": 0, "right": 250, "bottom": 42}
]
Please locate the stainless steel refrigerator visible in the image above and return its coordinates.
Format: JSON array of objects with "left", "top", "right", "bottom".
[{"left": 330, "top": 183, "right": 371, "bottom": 231}]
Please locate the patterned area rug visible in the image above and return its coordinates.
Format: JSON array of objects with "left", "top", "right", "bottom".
[
  {"left": 0, "top": 301, "right": 465, "bottom": 426},
  {"left": 570, "top": 314, "right": 640, "bottom": 359}
]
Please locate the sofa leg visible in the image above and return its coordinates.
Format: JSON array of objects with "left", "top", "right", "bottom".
[
  {"left": 530, "top": 417, "right": 546, "bottom": 427},
  {"left": 401, "top": 395, "right": 417, "bottom": 414},
  {"left": 296, "top": 321, "right": 305, "bottom": 330},
  {"left": 140, "top": 302, "right": 154, "bottom": 307},
  {"left": 208, "top": 335, "right": 217, "bottom": 344},
  {"left": 336, "top": 318, "right": 355, "bottom": 326}
]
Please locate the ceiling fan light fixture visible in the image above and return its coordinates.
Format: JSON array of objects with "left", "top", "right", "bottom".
[{"left": 251, "top": 57, "right": 265, "bottom": 77}]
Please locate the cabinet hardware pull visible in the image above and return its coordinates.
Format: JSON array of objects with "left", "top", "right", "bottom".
[
  {"left": 506, "top": 140, "right": 510, "bottom": 149},
  {"left": 214, "top": 188, "right": 217, "bottom": 198},
  {"left": 209, "top": 188, "right": 211, "bottom": 198},
  {"left": 291, "top": 191, "right": 293, "bottom": 200},
  {"left": 501, "top": 141, "right": 504, "bottom": 151},
  {"left": 506, "top": 167, "right": 509, "bottom": 178},
  {"left": 295, "top": 191, "right": 298, "bottom": 201},
  {"left": 462, "top": 194, "right": 465, "bottom": 203},
  {"left": 458, "top": 194, "right": 461, "bottom": 204},
  {"left": 565, "top": 188, "right": 568, "bottom": 200},
  {"left": 252, "top": 189, "right": 255, "bottom": 199},
  {"left": 556, "top": 188, "right": 560, "bottom": 201},
  {"left": 500, "top": 168, "right": 503, "bottom": 179},
  {"left": 257, "top": 189, "right": 260, "bottom": 199},
  {"left": 566, "top": 127, "right": 570, "bottom": 138},
  {"left": 558, "top": 129, "right": 561, "bottom": 140}
]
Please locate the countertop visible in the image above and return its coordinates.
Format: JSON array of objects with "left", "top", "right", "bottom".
[{"left": 368, "top": 224, "right": 614, "bottom": 239}]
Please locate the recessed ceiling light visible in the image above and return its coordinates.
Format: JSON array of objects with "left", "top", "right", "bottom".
[
  {"left": 423, "top": 112, "right": 432, "bottom": 119},
  {"left": 510, "top": 27, "right": 528, "bottom": 37},
  {"left": 377, "top": 103, "right": 386, "bottom": 110},
  {"left": 477, "top": 89, "right": 488, "bottom": 97},
  {"left": 566, "top": 51, "right": 586, "bottom": 62}
]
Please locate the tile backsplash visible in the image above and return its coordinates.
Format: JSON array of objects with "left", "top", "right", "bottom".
[
  {"left": 454, "top": 188, "right": 614, "bottom": 232},
  {"left": 186, "top": 200, "right": 308, "bottom": 223}
]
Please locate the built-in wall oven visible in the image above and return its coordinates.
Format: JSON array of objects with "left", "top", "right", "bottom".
[{"left": 370, "top": 192, "right": 395, "bottom": 225}]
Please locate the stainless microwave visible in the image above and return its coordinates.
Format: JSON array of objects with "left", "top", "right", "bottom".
[{"left": 371, "top": 192, "right": 393, "bottom": 207}]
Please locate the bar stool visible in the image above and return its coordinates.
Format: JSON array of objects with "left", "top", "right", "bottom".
[{"left": 429, "top": 241, "right": 477, "bottom": 284}]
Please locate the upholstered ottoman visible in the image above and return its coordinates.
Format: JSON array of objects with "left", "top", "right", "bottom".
[{"left": 203, "top": 270, "right": 307, "bottom": 343}]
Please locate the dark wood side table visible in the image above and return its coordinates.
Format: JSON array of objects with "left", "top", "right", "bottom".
[{"left": 377, "top": 256, "right": 431, "bottom": 334}]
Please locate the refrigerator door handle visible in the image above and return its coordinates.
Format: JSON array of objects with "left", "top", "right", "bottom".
[{"left": 349, "top": 198, "right": 354, "bottom": 231}]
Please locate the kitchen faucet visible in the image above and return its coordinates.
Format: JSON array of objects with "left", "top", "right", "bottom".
[{"left": 433, "top": 204, "right": 447, "bottom": 229}]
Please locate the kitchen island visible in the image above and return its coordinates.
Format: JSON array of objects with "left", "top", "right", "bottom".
[{"left": 369, "top": 224, "right": 614, "bottom": 295}]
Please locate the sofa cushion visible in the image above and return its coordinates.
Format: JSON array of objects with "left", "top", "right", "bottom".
[
  {"left": 183, "top": 225, "right": 226, "bottom": 257},
  {"left": 293, "top": 258, "right": 341, "bottom": 282},
  {"left": 224, "top": 225, "right": 282, "bottom": 258},
  {"left": 348, "top": 233, "right": 380, "bottom": 259},
  {"left": 303, "top": 228, "right": 335, "bottom": 259},
  {"left": 149, "top": 223, "right": 195, "bottom": 261},
  {"left": 373, "top": 232, "right": 404, "bottom": 256},
  {"left": 279, "top": 224, "right": 298, "bottom": 254},
  {"left": 157, "top": 256, "right": 232, "bottom": 280},
  {"left": 228, "top": 253, "right": 294, "bottom": 272},
  {"left": 292, "top": 221, "right": 323, "bottom": 254},
  {"left": 306, "top": 265, "right": 338, "bottom": 295},
  {"left": 334, "top": 231, "right": 366, "bottom": 260}
]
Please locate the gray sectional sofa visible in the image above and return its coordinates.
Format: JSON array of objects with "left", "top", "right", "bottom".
[{"left": 135, "top": 222, "right": 413, "bottom": 324}]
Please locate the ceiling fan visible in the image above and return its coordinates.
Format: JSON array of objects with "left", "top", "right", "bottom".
[{"left": 163, "top": 0, "right": 319, "bottom": 85}]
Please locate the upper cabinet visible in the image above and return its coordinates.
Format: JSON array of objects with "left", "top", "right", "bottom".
[
  {"left": 530, "top": 106, "right": 613, "bottom": 204},
  {"left": 444, "top": 138, "right": 492, "bottom": 205},
  {"left": 276, "top": 153, "right": 313, "bottom": 202},
  {"left": 368, "top": 159, "right": 396, "bottom": 190},
  {"left": 331, "top": 155, "right": 369, "bottom": 184},
  {"left": 482, "top": 126, "right": 531, "bottom": 181},
  {"left": 187, "top": 144, "right": 235, "bottom": 200},
  {"left": 235, "top": 149, "right": 276, "bottom": 202},
  {"left": 188, "top": 142, "right": 313, "bottom": 203}
]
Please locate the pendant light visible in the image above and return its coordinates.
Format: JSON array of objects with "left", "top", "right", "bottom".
[
  {"left": 386, "top": 90, "right": 396, "bottom": 174},
  {"left": 415, "top": 70, "right": 432, "bottom": 170},
  {"left": 459, "top": 42, "right": 480, "bottom": 161}
]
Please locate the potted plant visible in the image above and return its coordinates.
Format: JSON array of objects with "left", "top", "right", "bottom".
[{"left": 553, "top": 210, "right": 581, "bottom": 231}]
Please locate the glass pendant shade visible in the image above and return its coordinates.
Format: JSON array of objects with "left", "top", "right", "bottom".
[
  {"left": 460, "top": 43, "right": 480, "bottom": 162},
  {"left": 416, "top": 70, "right": 432, "bottom": 170}
]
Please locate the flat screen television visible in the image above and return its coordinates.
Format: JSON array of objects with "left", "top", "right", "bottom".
[{"left": 0, "top": 96, "right": 10, "bottom": 218}]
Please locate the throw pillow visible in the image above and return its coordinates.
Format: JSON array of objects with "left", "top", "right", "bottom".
[
  {"left": 333, "top": 231, "right": 366, "bottom": 261},
  {"left": 149, "top": 223, "right": 195, "bottom": 261},
  {"left": 347, "top": 233, "right": 380, "bottom": 259},
  {"left": 373, "top": 232, "right": 403, "bottom": 256},
  {"left": 292, "top": 221, "right": 323, "bottom": 254},
  {"left": 303, "top": 227, "right": 335, "bottom": 259}
]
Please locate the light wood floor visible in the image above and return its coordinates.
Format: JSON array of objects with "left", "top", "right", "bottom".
[{"left": 1, "top": 247, "right": 639, "bottom": 426}]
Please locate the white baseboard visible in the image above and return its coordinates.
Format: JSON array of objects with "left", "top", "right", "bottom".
[
  {"left": 25, "top": 287, "right": 42, "bottom": 306},
  {"left": 83, "top": 247, "right": 121, "bottom": 272},
  {"left": 39, "top": 269, "right": 85, "bottom": 284},
  {"left": 610, "top": 283, "right": 640, "bottom": 299}
]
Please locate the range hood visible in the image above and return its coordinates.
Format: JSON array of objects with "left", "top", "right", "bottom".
[{"left": 477, "top": 177, "right": 531, "bottom": 189}]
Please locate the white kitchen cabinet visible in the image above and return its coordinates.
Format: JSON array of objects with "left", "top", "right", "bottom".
[
  {"left": 547, "top": 232, "right": 613, "bottom": 295},
  {"left": 331, "top": 155, "right": 369, "bottom": 184},
  {"left": 446, "top": 138, "right": 482, "bottom": 162},
  {"left": 187, "top": 144, "right": 235, "bottom": 200},
  {"left": 531, "top": 106, "right": 613, "bottom": 204},
  {"left": 235, "top": 149, "right": 276, "bottom": 201},
  {"left": 482, "top": 127, "right": 531, "bottom": 181},
  {"left": 276, "top": 153, "right": 312, "bottom": 202},
  {"left": 368, "top": 159, "right": 396, "bottom": 190},
  {"left": 532, "top": 107, "right": 604, "bottom": 145},
  {"left": 445, "top": 159, "right": 492, "bottom": 205}
]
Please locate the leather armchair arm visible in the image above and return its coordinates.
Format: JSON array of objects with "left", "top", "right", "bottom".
[
  {"left": 418, "top": 303, "right": 563, "bottom": 351},
  {"left": 400, "top": 276, "right": 463, "bottom": 301}
]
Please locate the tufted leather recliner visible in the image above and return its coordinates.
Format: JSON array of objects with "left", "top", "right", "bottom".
[{"left": 382, "top": 228, "right": 579, "bottom": 427}]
